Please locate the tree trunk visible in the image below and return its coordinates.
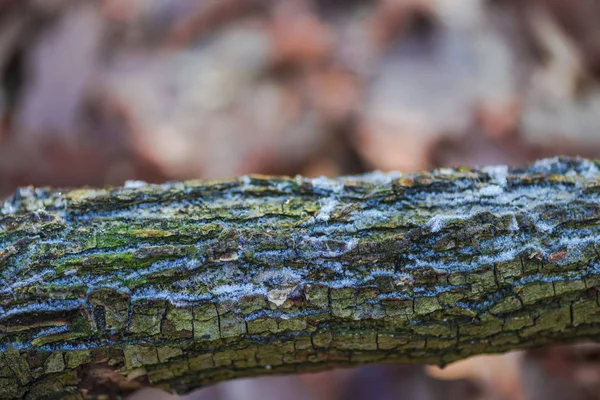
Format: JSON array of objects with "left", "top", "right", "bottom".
[{"left": 1, "top": 157, "right": 600, "bottom": 399}]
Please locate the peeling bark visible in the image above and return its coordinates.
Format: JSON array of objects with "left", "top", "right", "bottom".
[{"left": 1, "top": 157, "right": 600, "bottom": 398}]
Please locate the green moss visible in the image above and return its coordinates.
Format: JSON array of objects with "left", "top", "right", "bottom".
[
  {"left": 22, "top": 370, "right": 79, "bottom": 400},
  {"left": 503, "top": 313, "right": 534, "bottom": 331},
  {"left": 166, "top": 307, "right": 194, "bottom": 333},
  {"left": 381, "top": 298, "right": 413, "bottom": 318},
  {"left": 448, "top": 273, "right": 466, "bottom": 286},
  {"left": 176, "top": 223, "right": 222, "bottom": 241},
  {"left": 247, "top": 317, "right": 278, "bottom": 334},
  {"left": 148, "top": 367, "right": 174, "bottom": 384},
  {"left": 88, "top": 289, "right": 130, "bottom": 331},
  {"left": 129, "top": 314, "right": 161, "bottom": 336},
  {"left": 312, "top": 331, "right": 332, "bottom": 348},
  {"left": 466, "top": 269, "right": 497, "bottom": 294},
  {"left": 124, "top": 345, "right": 159, "bottom": 369},
  {"left": 572, "top": 298, "right": 600, "bottom": 326},
  {"left": 57, "top": 252, "right": 137, "bottom": 274},
  {"left": 232, "top": 347, "right": 259, "bottom": 368},
  {"left": 96, "top": 232, "right": 129, "bottom": 249},
  {"left": 220, "top": 314, "right": 246, "bottom": 338},
  {"left": 64, "top": 351, "right": 90, "bottom": 369},
  {"left": 239, "top": 294, "right": 268, "bottom": 314},
  {"left": 456, "top": 340, "right": 489, "bottom": 357},
  {"left": 21, "top": 283, "right": 87, "bottom": 300},
  {"left": 554, "top": 280, "right": 586, "bottom": 296},
  {"left": 516, "top": 282, "right": 554, "bottom": 304},
  {"left": 521, "top": 306, "right": 571, "bottom": 336},
  {"left": 413, "top": 297, "right": 441, "bottom": 315},
  {"left": 330, "top": 287, "right": 355, "bottom": 318},
  {"left": 44, "top": 352, "right": 65, "bottom": 373},
  {"left": 256, "top": 341, "right": 294, "bottom": 366},
  {"left": 437, "top": 292, "right": 467, "bottom": 307},
  {"left": 445, "top": 303, "right": 477, "bottom": 318},
  {"left": 194, "top": 304, "right": 218, "bottom": 321},
  {"left": 305, "top": 284, "right": 329, "bottom": 308},
  {"left": 585, "top": 275, "right": 600, "bottom": 288},
  {"left": 490, "top": 333, "right": 520, "bottom": 346},
  {"left": 330, "top": 287, "right": 355, "bottom": 303},
  {"left": 212, "top": 350, "right": 236, "bottom": 368},
  {"left": 521, "top": 257, "right": 540, "bottom": 275},
  {"left": 188, "top": 354, "right": 214, "bottom": 371},
  {"left": 397, "top": 340, "right": 426, "bottom": 350},
  {"left": 193, "top": 319, "right": 220, "bottom": 340},
  {"left": 293, "top": 334, "right": 312, "bottom": 350},
  {"left": 350, "top": 351, "right": 387, "bottom": 364},
  {"left": 129, "top": 300, "right": 165, "bottom": 335},
  {"left": 157, "top": 347, "right": 183, "bottom": 363},
  {"left": 70, "top": 316, "right": 92, "bottom": 336},
  {"left": 426, "top": 338, "right": 457, "bottom": 350},
  {"left": 334, "top": 331, "right": 378, "bottom": 351},
  {"left": 459, "top": 315, "right": 502, "bottom": 336},
  {"left": 411, "top": 323, "right": 454, "bottom": 337},
  {"left": 278, "top": 317, "right": 308, "bottom": 332},
  {"left": 129, "top": 229, "right": 175, "bottom": 239},
  {"left": 32, "top": 331, "right": 88, "bottom": 348},
  {"left": 169, "top": 360, "right": 190, "bottom": 378},
  {"left": 65, "top": 188, "right": 108, "bottom": 204},
  {"left": 357, "top": 287, "right": 379, "bottom": 303},
  {"left": 2, "top": 347, "right": 31, "bottom": 386},
  {"left": 489, "top": 297, "right": 522, "bottom": 315},
  {"left": 377, "top": 333, "right": 409, "bottom": 350},
  {"left": 0, "top": 363, "right": 13, "bottom": 379},
  {"left": 495, "top": 260, "right": 522, "bottom": 283},
  {"left": 0, "top": 378, "right": 21, "bottom": 398}
]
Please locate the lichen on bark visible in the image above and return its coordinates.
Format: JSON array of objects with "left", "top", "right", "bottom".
[{"left": 1, "top": 157, "right": 600, "bottom": 398}]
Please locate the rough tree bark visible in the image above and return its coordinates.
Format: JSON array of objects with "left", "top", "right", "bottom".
[{"left": 1, "top": 157, "right": 600, "bottom": 399}]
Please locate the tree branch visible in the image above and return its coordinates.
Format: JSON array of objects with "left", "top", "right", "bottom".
[{"left": 1, "top": 157, "right": 600, "bottom": 398}]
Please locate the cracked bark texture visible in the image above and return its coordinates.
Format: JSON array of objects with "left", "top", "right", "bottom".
[{"left": 2, "top": 157, "right": 600, "bottom": 399}]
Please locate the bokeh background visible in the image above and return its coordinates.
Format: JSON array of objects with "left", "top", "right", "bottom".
[{"left": 2, "top": 0, "right": 600, "bottom": 399}]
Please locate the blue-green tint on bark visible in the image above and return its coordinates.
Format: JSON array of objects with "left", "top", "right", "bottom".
[{"left": 1, "top": 157, "right": 600, "bottom": 398}]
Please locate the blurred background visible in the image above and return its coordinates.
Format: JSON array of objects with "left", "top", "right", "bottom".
[{"left": 2, "top": 0, "right": 600, "bottom": 399}]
